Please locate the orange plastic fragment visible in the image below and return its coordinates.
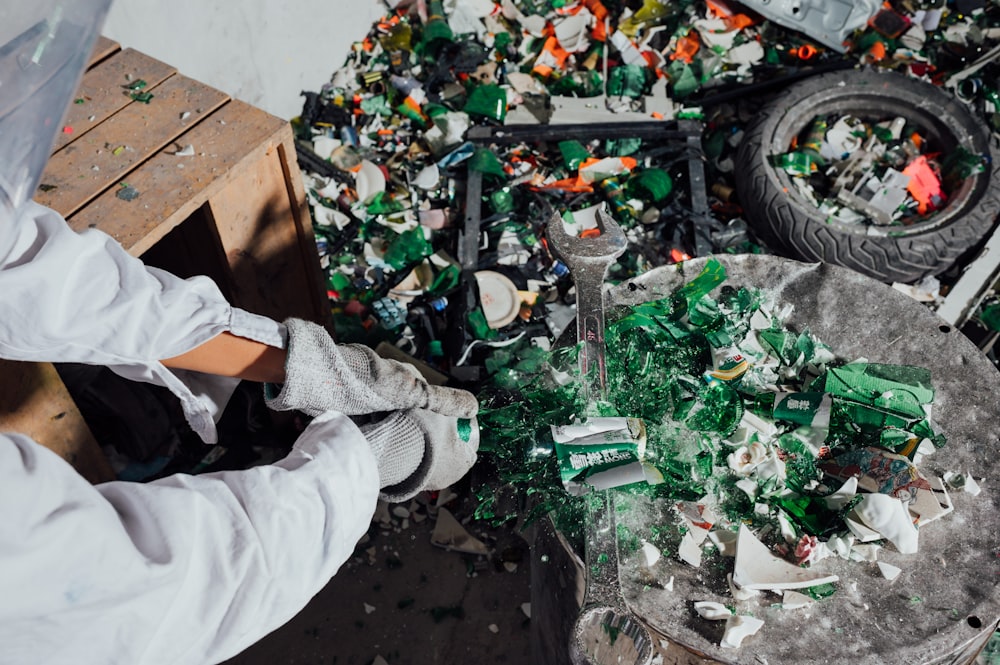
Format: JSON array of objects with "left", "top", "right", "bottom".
[
  {"left": 724, "top": 13, "right": 755, "bottom": 31},
  {"left": 705, "top": 0, "right": 734, "bottom": 17},
  {"left": 902, "top": 155, "right": 944, "bottom": 214},
  {"left": 580, "top": 228, "right": 603, "bottom": 239},
  {"left": 793, "top": 44, "right": 818, "bottom": 60},
  {"left": 532, "top": 177, "right": 594, "bottom": 193},
  {"left": 533, "top": 35, "right": 571, "bottom": 77},
  {"left": 868, "top": 40, "right": 887, "bottom": 61},
  {"left": 671, "top": 32, "right": 700, "bottom": 63},
  {"left": 583, "top": 0, "right": 609, "bottom": 41},
  {"left": 669, "top": 248, "right": 692, "bottom": 263}
]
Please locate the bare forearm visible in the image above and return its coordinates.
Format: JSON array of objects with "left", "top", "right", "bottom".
[{"left": 161, "top": 332, "right": 287, "bottom": 384}]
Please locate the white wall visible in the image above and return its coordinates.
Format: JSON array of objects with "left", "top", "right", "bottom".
[{"left": 102, "top": 0, "right": 385, "bottom": 121}]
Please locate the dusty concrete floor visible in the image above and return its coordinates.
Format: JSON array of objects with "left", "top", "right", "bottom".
[{"left": 223, "top": 492, "right": 533, "bottom": 665}]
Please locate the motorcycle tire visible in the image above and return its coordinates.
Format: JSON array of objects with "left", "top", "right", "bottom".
[{"left": 734, "top": 67, "right": 1000, "bottom": 284}]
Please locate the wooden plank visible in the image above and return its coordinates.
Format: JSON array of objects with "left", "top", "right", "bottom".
[
  {"left": 273, "top": 124, "right": 330, "bottom": 325},
  {"left": 55, "top": 48, "right": 176, "bottom": 152},
  {"left": 0, "top": 360, "right": 114, "bottom": 484},
  {"left": 87, "top": 36, "right": 121, "bottom": 68},
  {"left": 37, "top": 74, "right": 229, "bottom": 218},
  {"left": 205, "top": 130, "right": 323, "bottom": 322},
  {"left": 67, "top": 100, "right": 327, "bottom": 323},
  {"left": 68, "top": 99, "right": 286, "bottom": 253}
]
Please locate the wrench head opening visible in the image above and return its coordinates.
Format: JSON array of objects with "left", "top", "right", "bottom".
[{"left": 547, "top": 207, "right": 628, "bottom": 270}]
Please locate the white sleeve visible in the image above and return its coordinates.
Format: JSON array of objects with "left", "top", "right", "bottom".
[
  {"left": 0, "top": 200, "right": 284, "bottom": 366},
  {"left": 0, "top": 411, "right": 379, "bottom": 665}
]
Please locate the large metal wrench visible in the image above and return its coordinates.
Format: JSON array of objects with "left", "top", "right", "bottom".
[{"left": 547, "top": 208, "right": 655, "bottom": 665}]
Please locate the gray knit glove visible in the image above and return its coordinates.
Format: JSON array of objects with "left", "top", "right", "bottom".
[
  {"left": 359, "top": 409, "right": 480, "bottom": 503},
  {"left": 265, "top": 318, "right": 479, "bottom": 418}
]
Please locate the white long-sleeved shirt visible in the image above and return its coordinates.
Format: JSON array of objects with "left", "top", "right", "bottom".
[{"left": 0, "top": 202, "right": 379, "bottom": 664}]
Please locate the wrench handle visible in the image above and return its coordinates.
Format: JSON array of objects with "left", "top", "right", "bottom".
[{"left": 576, "top": 277, "right": 609, "bottom": 406}]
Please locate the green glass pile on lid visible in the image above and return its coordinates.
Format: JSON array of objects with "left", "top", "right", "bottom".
[{"left": 476, "top": 258, "right": 946, "bottom": 545}]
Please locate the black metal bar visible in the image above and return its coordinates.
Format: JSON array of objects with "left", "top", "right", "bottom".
[{"left": 468, "top": 122, "right": 690, "bottom": 145}]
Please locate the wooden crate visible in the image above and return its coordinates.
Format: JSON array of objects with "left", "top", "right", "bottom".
[{"left": 0, "top": 37, "right": 328, "bottom": 483}]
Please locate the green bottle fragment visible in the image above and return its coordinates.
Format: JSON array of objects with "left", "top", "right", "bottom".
[
  {"left": 703, "top": 130, "right": 726, "bottom": 161},
  {"left": 806, "top": 583, "right": 837, "bottom": 600},
  {"left": 464, "top": 84, "right": 508, "bottom": 123},
  {"left": 421, "top": 0, "right": 454, "bottom": 55},
  {"left": 429, "top": 264, "right": 461, "bottom": 293},
  {"left": 366, "top": 191, "right": 405, "bottom": 215},
  {"left": 685, "top": 382, "right": 743, "bottom": 435},
  {"left": 670, "top": 64, "right": 700, "bottom": 98},
  {"left": 493, "top": 32, "right": 512, "bottom": 51},
  {"left": 468, "top": 146, "right": 507, "bottom": 179},
  {"left": 818, "top": 363, "right": 934, "bottom": 421},
  {"left": 383, "top": 227, "right": 433, "bottom": 270},
  {"left": 597, "top": 177, "right": 635, "bottom": 222},
  {"left": 797, "top": 118, "right": 824, "bottom": 168},
  {"left": 468, "top": 308, "right": 499, "bottom": 340},
  {"left": 775, "top": 151, "right": 814, "bottom": 177},
  {"left": 396, "top": 101, "right": 428, "bottom": 126},
  {"left": 490, "top": 188, "right": 515, "bottom": 214},
  {"left": 625, "top": 169, "right": 673, "bottom": 203},
  {"left": 673, "top": 258, "right": 727, "bottom": 315},
  {"left": 773, "top": 495, "right": 827, "bottom": 534},
  {"left": 361, "top": 95, "right": 391, "bottom": 116},
  {"left": 607, "top": 65, "right": 647, "bottom": 98},
  {"left": 980, "top": 302, "right": 1000, "bottom": 331},
  {"left": 606, "top": 137, "right": 643, "bottom": 157},
  {"left": 559, "top": 140, "right": 590, "bottom": 171},
  {"left": 328, "top": 271, "right": 352, "bottom": 294}
]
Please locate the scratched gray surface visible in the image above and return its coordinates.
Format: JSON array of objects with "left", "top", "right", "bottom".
[{"left": 605, "top": 254, "right": 1000, "bottom": 664}]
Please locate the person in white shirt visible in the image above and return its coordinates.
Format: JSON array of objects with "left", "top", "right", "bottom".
[{"left": 0, "top": 4, "right": 480, "bottom": 664}]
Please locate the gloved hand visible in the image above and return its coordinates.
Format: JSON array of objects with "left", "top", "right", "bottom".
[
  {"left": 265, "top": 318, "right": 478, "bottom": 419},
  {"left": 359, "top": 409, "right": 480, "bottom": 503}
]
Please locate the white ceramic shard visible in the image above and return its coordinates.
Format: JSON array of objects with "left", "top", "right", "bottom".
[
  {"left": 678, "top": 531, "right": 703, "bottom": 568},
  {"left": 777, "top": 512, "right": 797, "bottom": 544},
  {"left": 782, "top": 590, "right": 814, "bottom": 610},
  {"left": 720, "top": 615, "right": 765, "bottom": 649},
  {"left": 878, "top": 561, "right": 902, "bottom": 581},
  {"left": 735, "top": 477, "right": 758, "bottom": 500},
  {"left": 640, "top": 540, "right": 661, "bottom": 568},
  {"left": 855, "top": 494, "right": 919, "bottom": 554},
  {"left": 709, "top": 529, "right": 739, "bottom": 557},
  {"left": 823, "top": 477, "right": 858, "bottom": 510},
  {"left": 664, "top": 576, "right": 675, "bottom": 592},
  {"left": 907, "top": 476, "right": 953, "bottom": 525},
  {"left": 311, "top": 135, "right": 341, "bottom": 160},
  {"left": 675, "top": 501, "right": 717, "bottom": 546},
  {"left": 412, "top": 164, "right": 440, "bottom": 190},
  {"left": 694, "top": 601, "right": 731, "bottom": 620},
  {"left": 943, "top": 470, "right": 982, "bottom": 496},
  {"left": 728, "top": 440, "right": 768, "bottom": 476},
  {"left": 733, "top": 525, "right": 840, "bottom": 591},
  {"left": 354, "top": 159, "right": 387, "bottom": 203},
  {"left": 727, "top": 573, "right": 759, "bottom": 601},
  {"left": 430, "top": 507, "right": 490, "bottom": 555},
  {"left": 825, "top": 534, "right": 855, "bottom": 560},
  {"left": 850, "top": 543, "right": 882, "bottom": 563},
  {"left": 844, "top": 510, "right": 884, "bottom": 543}
]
